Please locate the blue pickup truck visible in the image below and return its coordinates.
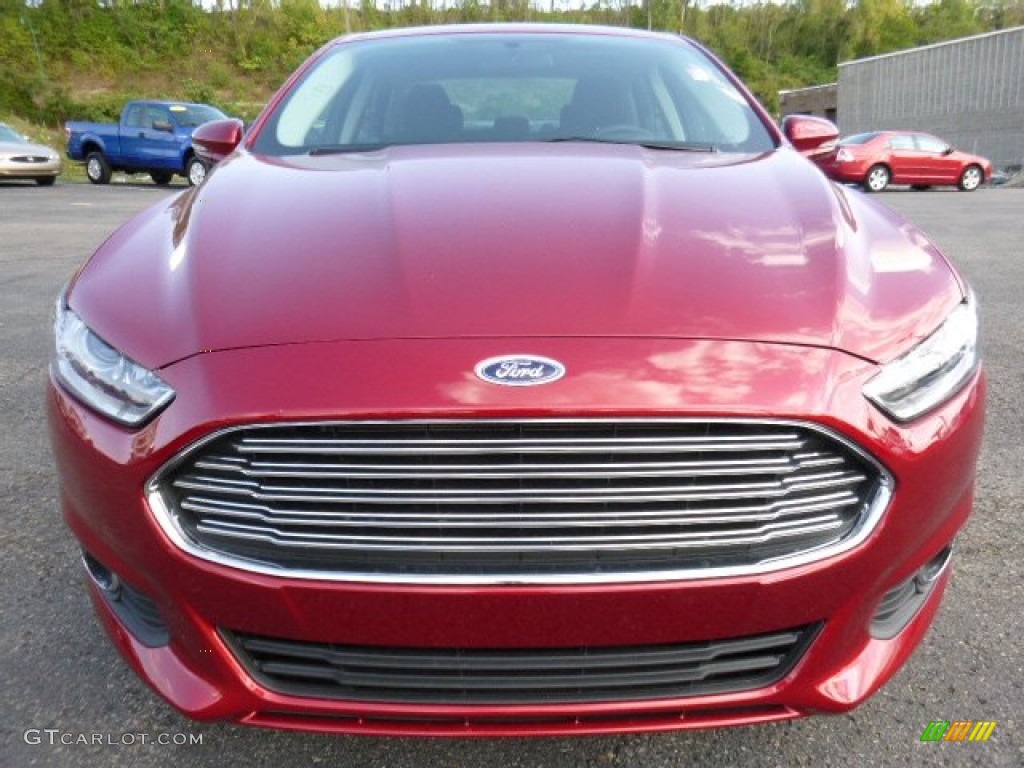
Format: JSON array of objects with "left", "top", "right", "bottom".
[{"left": 66, "top": 100, "right": 227, "bottom": 186}]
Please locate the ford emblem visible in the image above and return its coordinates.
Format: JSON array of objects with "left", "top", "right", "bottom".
[{"left": 475, "top": 355, "right": 566, "bottom": 387}]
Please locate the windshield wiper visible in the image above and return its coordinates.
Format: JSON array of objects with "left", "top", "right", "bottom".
[
  {"left": 545, "top": 137, "right": 717, "bottom": 153},
  {"left": 308, "top": 143, "right": 393, "bottom": 156},
  {"left": 307, "top": 138, "right": 718, "bottom": 155}
]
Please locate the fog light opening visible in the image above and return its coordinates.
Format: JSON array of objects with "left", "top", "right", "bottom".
[
  {"left": 82, "top": 552, "right": 122, "bottom": 599},
  {"left": 871, "top": 543, "right": 955, "bottom": 640},
  {"left": 80, "top": 551, "right": 170, "bottom": 648},
  {"left": 915, "top": 544, "right": 954, "bottom": 590}
]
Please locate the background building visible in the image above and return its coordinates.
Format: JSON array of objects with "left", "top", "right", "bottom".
[
  {"left": 837, "top": 26, "right": 1024, "bottom": 171},
  {"left": 779, "top": 83, "right": 837, "bottom": 123}
]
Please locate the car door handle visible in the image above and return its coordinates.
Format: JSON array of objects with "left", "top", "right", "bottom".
[{"left": 139, "top": 132, "right": 146, "bottom": 138}]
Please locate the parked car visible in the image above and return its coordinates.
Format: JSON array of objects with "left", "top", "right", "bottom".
[
  {"left": 48, "top": 25, "right": 984, "bottom": 736},
  {"left": 0, "top": 123, "right": 62, "bottom": 185},
  {"left": 812, "top": 129, "right": 992, "bottom": 192},
  {"left": 65, "top": 100, "right": 226, "bottom": 186}
]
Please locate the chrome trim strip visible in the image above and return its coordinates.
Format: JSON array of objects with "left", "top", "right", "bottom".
[
  {"left": 234, "top": 435, "right": 807, "bottom": 455},
  {"left": 178, "top": 490, "right": 860, "bottom": 527},
  {"left": 194, "top": 455, "right": 809, "bottom": 479},
  {"left": 914, "top": 544, "right": 954, "bottom": 586},
  {"left": 193, "top": 513, "right": 846, "bottom": 551},
  {"left": 146, "top": 418, "right": 894, "bottom": 585},
  {"left": 169, "top": 469, "right": 865, "bottom": 505}
]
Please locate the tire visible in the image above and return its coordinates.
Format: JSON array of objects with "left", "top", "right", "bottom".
[
  {"left": 35, "top": 176, "right": 56, "bottom": 187},
  {"left": 185, "top": 155, "right": 207, "bottom": 187},
  {"left": 85, "top": 152, "right": 111, "bottom": 185},
  {"left": 864, "top": 164, "right": 890, "bottom": 193},
  {"left": 150, "top": 171, "right": 174, "bottom": 186},
  {"left": 958, "top": 165, "right": 983, "bottom": 192}
]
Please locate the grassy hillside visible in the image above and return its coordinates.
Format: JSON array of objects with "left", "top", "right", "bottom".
[{"left": 3, "top": 0, "right": 1022, "bottom": 180}]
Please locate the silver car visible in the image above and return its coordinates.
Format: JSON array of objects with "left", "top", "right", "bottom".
[{"left": 0, "top": 123, "right": 62, "bottom": 185}]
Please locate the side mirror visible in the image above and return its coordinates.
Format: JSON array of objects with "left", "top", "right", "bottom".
[
  {"left": 192, "top": 118, "right": 245, "bottom": 164},
  {"left": 152, "top": 119, "right": 174, "bottom": 133},
  {"left": 781, "top": 114, "right": 839, "bottom": 155},
  {"left": 943, "top": 146, "right": 955, "bottom": 156}
]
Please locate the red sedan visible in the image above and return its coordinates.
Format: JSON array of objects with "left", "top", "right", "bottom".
[
  {"left": 814, "top": 130, "right": 992, "bottom": 192},
  {"left": 48, "top": 25, "right": 984, "bottom": 736}
]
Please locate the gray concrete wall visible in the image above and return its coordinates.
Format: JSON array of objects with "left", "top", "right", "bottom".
[
  {"left": 838, "top": 27, "right": 1024, "bottom": 171},
  {"left": 779, "top": 84, "right": 838, "bottom": 121}
]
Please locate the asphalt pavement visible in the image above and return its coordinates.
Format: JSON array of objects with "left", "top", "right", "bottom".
[{"left": 1, "top": 180, "right": 1021, "bottom": 767}]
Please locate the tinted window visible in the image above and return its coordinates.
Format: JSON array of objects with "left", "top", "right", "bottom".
[
  {"left": 168, "top": 104, "right": 227, "bottom": 128},
  {"left": 124, "top": 105, "right": 145, "bottom": 129},
  {"left": 915, "top": 134, "right": 949, "bottom": 154},
  {"left": 146, "top": 106, "right": 171, "bottom": 128},
  {"left": 840, "top": 132, "right": 879, "bottom": 145},
  {"left": 254, "top": 33, "right": 775, "bottom": 155}
]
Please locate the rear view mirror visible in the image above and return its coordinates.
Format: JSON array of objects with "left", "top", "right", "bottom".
[
  {"left": 192, "top": 118, "right": 245, "bottom": 164},
  {"left": 781, "top": 114, "right": 839, "bottom": 155}
]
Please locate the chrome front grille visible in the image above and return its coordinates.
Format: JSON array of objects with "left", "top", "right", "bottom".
[{"left": 150, "top": 420, "right": 890, "bottom": 583}]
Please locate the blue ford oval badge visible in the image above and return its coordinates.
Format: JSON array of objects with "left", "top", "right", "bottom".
[{"left": 475, "top": 355, "right": 566, "bottom": 387}]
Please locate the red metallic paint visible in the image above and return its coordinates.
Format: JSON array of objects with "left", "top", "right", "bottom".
[
  {"left": 814, "top": 131, "right": 993, "bottom": 189},
  {"left": 781, "top": 114, "right": 839, "bottom": 155},
  {"left": 69, "top": 146, "right": 964, "bottom": 372},
  {"left": 191, "top": 118, "right": 245, "bottom": 165},
  {"left": 48, "top": 331, "right": 984, "bottom": 733},
  {"left": 48, "top": 25, "right": 986, "bottom": 735}
]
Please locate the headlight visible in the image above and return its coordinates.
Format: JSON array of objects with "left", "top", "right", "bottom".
[
  {"left": 52, "top": 295, "right": 175, "bottom": 427},
  {"left": 863, "top": 297, "right": 979, "bottom": 422}
]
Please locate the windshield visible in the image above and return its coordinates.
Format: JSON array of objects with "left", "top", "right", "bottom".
[
  {"left": 253, "top": 32, "right": 775, "bottom": 155},
  {"left": 169, "top": 104, "right": 227, "bottom": 127},
  {"left": 0, "top": 125, "right": 27, "bottom": 143}
]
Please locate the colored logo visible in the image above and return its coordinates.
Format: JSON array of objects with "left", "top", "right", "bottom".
[
  {"left": 474, "top": 355, "right": 566, "bottom": 387},
  {"left": 920, "top": 720, "right": 996, "bottom": 742}
]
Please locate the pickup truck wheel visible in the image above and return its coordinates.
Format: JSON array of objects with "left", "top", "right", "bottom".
[
  {"left": 85, "top": 152, "right": 111, "bottom": 185},
  {"left": 150, "top": 171, "right": 174, "bottom": 186},
  {"left": 186, "top": 156, "right": 207, "bottom": 186}
]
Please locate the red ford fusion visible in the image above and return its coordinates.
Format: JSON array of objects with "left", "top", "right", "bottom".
[
  {"left": 812, "top": 129, "right": 993, "bottom": 193},
  {"left": 48, "top": 25, "right": 985, "bottom": 736}
]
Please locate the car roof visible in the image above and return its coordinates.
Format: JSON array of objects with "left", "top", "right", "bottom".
[
  {"left": 128, "top": 100, "right": 216, "bottom": 108},
  {"left": 328, "top": 22, "right": 690, "bottom": 47},
  {"left": 878, "top": 130, "right": 936, "bottom": 138}
]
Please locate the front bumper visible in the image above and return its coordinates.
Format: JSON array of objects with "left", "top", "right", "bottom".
[
  {"left": 48, "top": 337, "right": 985, "bottom": 735},
  {"left": 0, "top": 159, "right": 62, "bottom": 178}
]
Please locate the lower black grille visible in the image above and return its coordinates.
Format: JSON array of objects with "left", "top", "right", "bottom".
[{"left": 223, "top": 625, "right": 820, "bottom": 705}]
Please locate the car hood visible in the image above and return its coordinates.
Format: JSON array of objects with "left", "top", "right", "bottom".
[
  {"left": 0, "top": 140, "right": 57, "bottom": 156},
  {"left": 70, "top": 144, "right": 964, "bottom": 369}
]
